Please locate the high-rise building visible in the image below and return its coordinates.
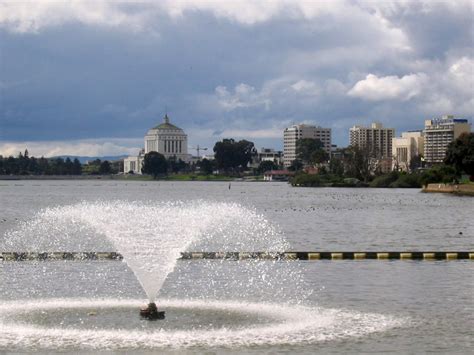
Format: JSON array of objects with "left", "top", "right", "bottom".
[
  {"left": 392, "top": 131, "right": 424, "bottom": 171},
  {"left": 283, "top": 124, "right": 331, "bottom": 167},
  {"left": 349, "top": 122, "right": 395, "bottom": 158},
  {"left": 423, "top": 115, "right": 471, "bottom": 164}
]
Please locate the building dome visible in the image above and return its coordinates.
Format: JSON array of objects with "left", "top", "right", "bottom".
[
  {"left": 151, "top": 114, "right": 183, "bottom": 131},
  {"left": 144, "top": 114, "right": 189, "bottom": 160},
  {"left": 124, "top": 114, "right": 190, "bottom": 174}
]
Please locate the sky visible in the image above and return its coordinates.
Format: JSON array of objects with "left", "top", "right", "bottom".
[{"left": 0, "top": 0, "right": 473, "bottom": 157}]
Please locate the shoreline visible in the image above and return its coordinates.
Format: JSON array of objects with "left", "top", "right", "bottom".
[
  {"left": 0, "top": 175, "right": 238, "bottom": 182},
  {"left": 422, "top": 183, "right": 474, "bottom": 196}
]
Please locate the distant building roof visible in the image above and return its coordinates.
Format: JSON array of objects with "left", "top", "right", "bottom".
[
  {"left": 152, "top": 114, "right": 182, "bottom": 130},
  {"left": 263, "top": 170, "right": 295, "bottom": 176}
]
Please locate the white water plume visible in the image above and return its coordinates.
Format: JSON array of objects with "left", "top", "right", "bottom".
[
  {"left": 0, "top": 299, "right": 406, "bottom": 350},
  {"left": 4, "top": 201, "right": 289, "bottom": 302}
]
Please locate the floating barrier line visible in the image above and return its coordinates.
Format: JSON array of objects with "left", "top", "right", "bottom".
[{"left": 0, "top": 251, "right": 473, "bottom": 261}]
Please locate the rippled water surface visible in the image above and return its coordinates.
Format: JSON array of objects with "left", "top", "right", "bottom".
[{"left": 0, "top": 180, "right": 473, "bottom": 353}]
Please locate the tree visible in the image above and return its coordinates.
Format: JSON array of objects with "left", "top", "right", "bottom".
[
  {"left": 329, "top": 156, "right": 345, "bottom": 176},
  {"left": 445, "top": 133, "right": 474, "bottom": 178},
  {"left": 65, "top": 157, "right": 74, "bottom": 174},
  {"left": 99, "top": 160, "right": 112, "bottom": 174},
  {"left": 168, "top": 157, "right": 187, "bottom": 174},
  {"left": 420, "top": 165, "right": 457, "bottom": 186},
  {"left": 198, "top": 158, "right": 214, "bottom": 175},
  {"left": 257, "top": 160, "right": 278, "bottom": 174},
  {"left": 310, "top": 149, "right": 329, "bottom": 165},
  {"left": 296, "top": 138, "right": 325, "bottom": 165},
  {"left": 288, "top": 159, "right": 303, "bottom": 171},
  {"left": 111, "top": 160, "right": 123, "bottom": 174},
  {"left": 213, "top": 139, "right": 256, "bottom": 173},
  {"left": 142, "top": 151, "right": 168, "bottom": 178},
  {"left": 50, "top": 158, "right": 66, "bottom": 175},
  {"left": 345, "top": 145, "right": 374, "bottom": 182},
  {"left": 72, "top": 158, "right": 82, "bottom": 175},
  {"left": 409, "top": 155, "right": 423, "bottom": 172},
  {"left": 235, "top": 140, "right": 256, "bottom": 168}
]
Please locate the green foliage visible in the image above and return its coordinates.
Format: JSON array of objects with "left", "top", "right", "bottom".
[
  {"left": 288, "top": 159, "right": 303, "bottom": 171},
  {"left": 167, "top": 157, "right": 188, "bottom": 174},
  {"left": 141, "top": 151, "right": 168, "bottom": 179},
  {"left": 444, "top": 132, "right": 474, "bottom": 177},
  {"left": 369, "top": 171, "right": 423, "bottom": 188},
  {"left": 99, "top": 160, "right": 112, "bottom": 174},
  {"left": 420, "top": 165, "right": 457, "bottom": 186},
  {"left": 291, "top": 173, "right": 322, "bottom": 187},
  {"left": 296, "top": 138, "right": 328, "bottom": 165},
  {"left": 291, "top": 173, "right": 369, "bottom": 187},
  {"left": 345, "top": 145, "right": 372, "bottom": 182},
  {"left": 83, "top": 159, "right": 101, "bottom": 175},
  {"left": 197, "top": 158, "right": 215, "bottom": 175},
  {"left": 369, "top": 171, "right": 400, "bottom": 187},
  {"left": 72, "top": 158, "right": 82, "bottom": 175},
  {"left": 329, "top": 156, "right": 345, "bottom": 176},
  {"left": 0, "top": 152, "right": 84, "bottom": 175},
  {"left": 257, "top": 160, "right": 278, "bottom": 174},
  {"left": 213, "top": 139, "right": 256, "bottom": 173},
  {"left": 310, "top": 149, "right": 329, "bottom": 165},
  {"left": 389, "top": 173, "right": 422, "bottom": 188},
  {"left": 340, "top": 178, "right": 367, "bottom": 187}
]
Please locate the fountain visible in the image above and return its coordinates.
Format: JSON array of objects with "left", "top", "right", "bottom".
[{"left": 0, "top": 200, "right": 404, "bottom": 351}]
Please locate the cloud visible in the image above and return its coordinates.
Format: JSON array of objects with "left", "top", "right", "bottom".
[
  {"left": 291, "top": 80, "right": 320, "bottom": 96},
  {"left": 189, "top": 127, "right": 282, "bottom": 140},
  {"left": 348, "top": 73, "right": 427, "bottom": 101},
  {"left": 0, "top": 139, "right": 141, "bottom": 158},
  {"left": 215, "top": 83, "right": 271, "bottom": 111},
  {"left": 0, "top": 1, "right": 374, "bottom": 33},
  {"left": 0, "top": 0, "right": 472, "bottom": 149},
  {"left": 0, "top": 1, "right": 150, "bottom": 33}
]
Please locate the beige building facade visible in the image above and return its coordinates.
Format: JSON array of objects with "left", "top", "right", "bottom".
[
  {"left": 283, "top": 124, "right": 331, "bottom": 167},
  {"left": 423, "top": 115, "right": 471, "bottom": 164},
  {"left": 124, "top": 115, "right": 190, "bottom": 174},
  {"left": 392, "top": 131, "right": 424, "bottom": 171},
  {"left": 349, "top": 122, "right": 395, "bottom": 158}
]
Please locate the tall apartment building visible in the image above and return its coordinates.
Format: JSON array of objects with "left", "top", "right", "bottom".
[
  {"left": 349, "top": 122, "right": 395, "bottom": 158},
  {"left": 423, "top": 115, "right": 471, "bottom": 164},
  {"left": 283, "top": 124, "right": 331, "bottom": 167},
  {"left": 392, "top": 131, "right": 424, "bottom": 171}
]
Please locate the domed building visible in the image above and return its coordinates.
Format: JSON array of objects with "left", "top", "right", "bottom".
[{"left": 124, "top": 115, "right": 190, "bottom": 174}]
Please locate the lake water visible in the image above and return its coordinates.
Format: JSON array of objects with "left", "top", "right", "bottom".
[{"left": 0, "top": 180, "right": 473, "bottom": 353}]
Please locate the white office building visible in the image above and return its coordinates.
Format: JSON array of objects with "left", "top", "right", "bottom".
[
  {"left": 124, "top": 114, "right": 190, "bottom": 174},
  {"left": 423, "top": 115, "right": 471, "bottom": 164},
  {"left": 283, "top": 124, "right": 331, "bottom": 167}
]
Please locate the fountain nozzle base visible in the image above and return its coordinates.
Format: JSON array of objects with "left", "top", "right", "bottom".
[{"left": 140, "top": 302, "right": 165, "bottom": 320}]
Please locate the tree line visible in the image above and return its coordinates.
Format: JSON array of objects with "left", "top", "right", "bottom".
[{"left": 0, "top": 150, "right": 122, "bottom": 175}]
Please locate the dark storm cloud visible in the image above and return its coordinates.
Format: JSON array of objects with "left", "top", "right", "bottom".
[{"left": 0, "top": 1, "right": 472, "bottom": 156}]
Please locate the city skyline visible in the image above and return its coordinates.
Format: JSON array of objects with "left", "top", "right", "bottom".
[{"left": 1, "top": 1, "right": 473, "bottom": 157}]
